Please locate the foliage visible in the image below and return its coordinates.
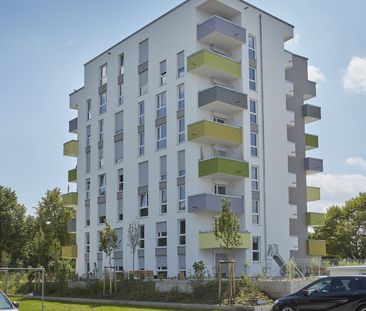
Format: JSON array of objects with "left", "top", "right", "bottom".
[
  {"left": 286, "top": 258, "right": 297, "bottom": 280},
  {"left": 192, "top": 261, "right": 206, "bottom": 287},
  {"left": 310, "top": 257, "right": 319, "bottom": 278},
  {"left": 127, "top": 221, "right": 139, "bottom": 272},
  {"left": 100, "top": 221, "right": 120, "bottom": 268},
  {"left": 311, "top": 192, "right": 366, "bottom": 259},
  {"left": 231, "top": 277, "right": 272, "bottom": 306},
  {"left": 214, "top": 197, "right": 242, "bottom": 260}
]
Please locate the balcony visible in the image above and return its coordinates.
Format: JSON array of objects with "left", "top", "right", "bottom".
[
  {"left": 197, "top": 15, "right": 245, "bottom": 50},
  {"left": 63, "top": 140, "right": 79, "bottom": 157},
  {"left": 199, "top": 231, "right": 250, "bottom": 249},
  {"left": 69, "top": 87, "right": 84, "bottom": 110},
  {"left": 304, "top": 157, "right": 323, "bottom": 175},
  {"left": 187, "top": 49, "right": 241, "bottom": 81},
  {"left": 69, "top": 118, "right": 78, "bottom": 134},
  {"left": 67, "top": 219, "right": 76, "bottom": 233},
  {"left": 305, "top": 134, "right": 319, "bottom": 150},
  {"left": 62, "top": 192, "right": 78, "bottom": 207},
  {"left": 199, "top": 157, "right": 249, "bottom": 179},
  {"left": 62, "top": 245, "right": 77, "bottom": 259},
  {"left": 306, "top": 212, "right": 325, "bottom": 227},
  {"left": 307, "top": 187, "right": 320, "bottom": 202},
  {"left": 307, "top": 240, "right": 326, "bottom": 256},
  {"left": 68, "top": 168, "right": 77, "bottom": 183},
  {"left": 303, "top": 104, "right": 321, "bottom": 124},
  {"left": 188, "top": 193, "right": 244, "bottom": 214},
  {"left": 198, "top": 85, "right": 247, "bottom": 113},
  {"left": 188, "top": 120, "right": 242, "bottom": 147},
  {"left": 304, "top": 81, "right": 316, "bottom": 100}
]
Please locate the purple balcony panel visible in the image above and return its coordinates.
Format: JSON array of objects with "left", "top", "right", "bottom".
[
  {"left": 304, "top": 157, "right": 323, "bottom": 174},
  {"left": 188, "top": 193, "right": 244, "bottom": 214},
  {"left": 69, "top": 117, "right": 78, "bottom": 133}
]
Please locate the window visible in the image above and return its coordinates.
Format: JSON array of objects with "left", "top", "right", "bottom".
[
  {"left": 100, "top": 64, "right": 107, "bottom": 85},
  {"left": 139, "top": 193, "right": 149, "bottom": 217},
  {"left": 138, "top": 101, "right": 145, "bottom": 125},
  {"left": 100, "top": 92, "right": 107, "bottom": 114},
  {"left": 86, "top": 99, "right": 91, "bottom": 120},
  {"left": 86, "top": 178, "right": 91, "bottom": 200},
  {"left": 98, "top": 202, "right": 106, "bottom": 224},
  {"left": 138, "top": 132, "right": 145, "bottom": 156},
  {"left": 248, "top": 35, "right": 256, "bottom": 60},
  {"left": 98, "top": 147, "right": 104, "bottom": 169},
  {"left": 178, "top": 184, "right": 186, "bottom": 211},
  {"left": 98, "top": 120, "right": 104, "bottom": 142},
  {"left": 249, "top": 66, "right": 256, "bottom": 91},
  {"left": 118, "top": 169, "right": 123, "bottom": 191},
  {"left": 214, "top": 184, "right": 227, "bottom": 195},
  {"left": 119, "top": 53, "right": 125, "bottom": 75},
  {"left": 139, "top": 225, "right": 145, "bottom": 249},
  {"left": 160, "top": 188, "right": 167, "bottom": 214},
  {"left": 160, "top": 60, "right": 167, "bottom": 85},
  {"left": 157, "top": 222, "right": 167, "bottom": 247},
  {"left": 115, "top": 140, "right": 123, "bottom": 163},
  {"left": 250, "top": 132, "right": 258, "bottom": 157},
  {"left": 98, "top": 231, "right": 102, "bottom": 252},
  {"left": 250, "top": 99, "right": 257, "bottom": 124},
  {"left": 213, "top": 115, "right": 225, "bottom": 124},
  {"left": 139, "top": 39, "right": 149, "bottom": 64},
  {"left": 99, "top": 174, "right": 106, "bottom": 196},
  {"left": 252, "top": 236, "right": 260, "bottom": 262},
  {"left": 86, "top": 125, "right": 91, "bottom": 146},
  {"left": 86, "top": 205, "right": 90, "bottom": 226},
  {"left": 214, "top": 146, "right": 228, "bottom": 158},
  {"left": 251, "top": 166, "right": 259, "bottom": 191},
  {"left": 178, "top": 84, "right": 185, "bottom": 110},
  {"left": 252, "top": 200, "right": 260, "bottom": 225},
  {"left": 85, "top": 233, "right": 90, "bottom": 253},
  {"left": 157, "top": 124, "right": 167, "bottom": 150},
  {"left": 115, "top": 111, "right": 124, "bottom": 134},
  {"left": 86, "top": 152, "right": 91, "bottom": 173},
  {"left": 178, "top": 117, "right": 185, "bottom": 143},
  {"left": 118, "top": 198, "right": 123, "bottom": 221},
  {"left": 118, "top": 84, "right": 124, "bottom": 105},
  {"left": 139, "top": 70, "right": 148, "bottom": 95},
  {"left": 178, "top": 150, "right": 185, "bottom": 177},
  {"left": 156, "top": 92, "right": 167, "bottom": 118},
  {"left": 160, "top": 155, "right": 167, "bottom": 181},
  {"left": 177, "top": 51, "right": 185, "bottom": 78},
  {"left": 178, "top": 219, "right": 186, "bottom": 245}
]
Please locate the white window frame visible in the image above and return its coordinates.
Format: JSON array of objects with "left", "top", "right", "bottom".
[
  {"left": 252, "top": 200, "right": 260, "bottom": 225},
  {"left": 250, "top": 132, "right": 258, "bottom": 157},
  {"left": 118, "top": 84, "right": 124, "bottom": 106},
  {"left": 178, "top": 117, "right": 185, "bottom": 143},
  {"left": 178, "top": 184, "right": 186, "bottom": 211},
  {"left": 98, "top": 120, "right": 104, "bottom": 142},
  {"left": 214, "top": 184, "right": 227, "bottom": 195},
  {"left": 86, "top": 178, "right": 91, "bottom": 200},
  {"left": 119, "top": 53, "right": 125, "bottom": 76},
  {"left": 138, "top": 132, "right": 145, "bottom": 156},
  {"left": 157, "top": 124, "right": 167, "bottom": 150},
  {"left": 160, "top": 188, "right": 167, "bottom": 214},
  {"left": 99, "top": 174, "right": 106, "bottom": 196},
  {"left": 157, "top": 230, "right": 167, "bottom": 247},
  {"left": 100, "top": 64, "right": 107, "bottom": 85},
  {"left": 85, "top": 233, "right": 90, "bottom": 253},
  {"left": 178, "top": 84, "right": 185, "bottom": 110},
  {"left": 98, "top": 149, "right": 104, "bottom": 169},
  {"left": 213, "top": 115, "right": 225, "bottom": 124},
  {"left": 118, "top": 170, "right": 123, "bottom": 192},
  {"left": 177, "top": 51, "right": 185, "bottom": 78},
  {"left": 160, "top": 60, "right": 167, "bottom": 86},
  {"left": 86, "top": 99, "right": 91, "bottom": 120},
  {"left": 138, "top": 70, "right": 148, "bottom": 96},
  {"left": 156, "top": 92, "right": 167, "bottom": 119},
  {"left": 248, "top": 35, "right": 256, "bottom": 60},
  {"left": 249, "top": 66, "right": 256, "bottom": 91},
  {"left": 138, "top": 101, "right": 145, "bottom": 125},
  {"left": 252, "top": 236, "right": 260, "bottom": 262},
  {"left": 100, "top": 92, "right": 107, "bottom": 114},
  {"left": 250, "top": 99, "right": 257, "bottom": 124},
  {"left": 139, "top": 225, "right": 145, "bottom": 249},
  {"left": 251, "top": 166, "right": 259, "bottom": 191},
  {"left": 178, "top": 219, "right": 186, "bottom": 246},
  {"left": 139, "top": 193, "right": 149, "bottom": 217}
]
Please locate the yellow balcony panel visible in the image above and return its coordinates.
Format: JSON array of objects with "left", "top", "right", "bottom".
[
  {"left": 63, "top": 140, "right": 79, "bottom": 157},
  {"left": 199, "top": 157, "right": 249, "bottom": 180},
  {"left": 307, "top": 240, "right": 326, "bottom": 256},
  {"left": 199, "top": 231, "right": 250, "bottom": 249},
  {"left": 306, "top": 212, "right": 325, "bottom": 227},
  {"left": 68, "top": 168, "right": 77, "bottom": 183},
  {"left": 187, "top": 49, "right": 241, "bottom": 82},
  {"left": 188, "top": 120, "right": 242, "bottom": 147},
  {"left": 307, "top": 187, "right": 320, "bottom": 202},
  {"left": 62, "top": 192, "right": 78, "bottom": 207},
  {"left": 62, "top": 245, "right": 77, "bottom": 259},
  {"left": 305, "top": 134, "right": 319, "bottom": 151}
]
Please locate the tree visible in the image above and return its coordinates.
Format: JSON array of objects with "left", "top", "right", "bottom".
[
  {"left": 127, "top": 221, "right": 139, "bottom": 272},
  {"left": 311, "top": 192, "right": 366, "bottom": 259},
  {"left": 214, "top": 197, "right": 242, "bottom": 260},
  {"left": 100, "top": 221, "right": 120, "bottom": 268}
]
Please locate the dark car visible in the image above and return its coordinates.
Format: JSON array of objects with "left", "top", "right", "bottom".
[{"left": 272, "top": 276, "right": 366, "bottom": 311}]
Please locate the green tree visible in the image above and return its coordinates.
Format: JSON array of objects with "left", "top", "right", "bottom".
[
  {"left": 100, "top": 221, "right": 120, "bottom": 268},
  {"left": 214, "top": 197, "right": 242, "bottom": 260},
  {"left": 127, "top": 221, "right": 139, "bottom": 272},
  {"left": 311, "top": 192, "right": 366, "bottom": 259}
]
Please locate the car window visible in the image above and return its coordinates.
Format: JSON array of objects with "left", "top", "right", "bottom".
[
  {"left": 307, "top": 279, "right": 332, "bottom": 294},
  {"left": 0, "top": 292, "right": 13, "bottom": 309}
]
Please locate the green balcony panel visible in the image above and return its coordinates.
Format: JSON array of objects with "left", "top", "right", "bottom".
[
  {"left": 187, "top": 49, "right": 241, "bottom": 81},
  {"left": 63, "top": 140, "right": 79, "bottom": 157},
  {"left": 62, "top": 192, "right": 78, "bottom": 207},
  {"left": 199, "top": 231, "right": 250, "bottom": 249},
  {"left": 199, "top": 157, "right": 249, "bottom": 179},
  {"left": 307, "top": 240, "right": 326, "bottom": 256},
  {"left": 62, "top": 245, "right": 77, "bottom": 259},
  {"left": 68, "top": 168, "right": 77, "bottom": 183},
  {"left": 307, "top": 187, "right": 320, "bottom": 202},
  {"left": 305, "top": 134, "right": 319, "bottom": 151},
  {"left": 188, "top": 120, "right": 242, "bottom": 146},
  {"left": 306, "top": 212, "right": 325, "bottom": 226}
]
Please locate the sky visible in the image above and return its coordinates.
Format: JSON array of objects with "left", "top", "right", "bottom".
[{"left": 1, "top": 0, "right": 366, "bottom": 214}]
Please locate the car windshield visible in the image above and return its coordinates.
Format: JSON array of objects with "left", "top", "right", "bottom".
[{"left": 0, "top": 292, "right": 13, "bottom": 310}]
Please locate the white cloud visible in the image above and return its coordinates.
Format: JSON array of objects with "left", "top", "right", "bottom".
[
  {"left": 308, "top": 65, "right": 326, "bottom": 83},
  {"left": 345, "top": 157, "right": 366, "bottom": 170},
  {"left": 342, "top": 56, "right": 366, "bottom": 93}
]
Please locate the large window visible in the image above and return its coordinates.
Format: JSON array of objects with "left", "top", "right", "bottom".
[
  {"left": 250, "top": 99, "right": 257, "bottom": 124},
  {"left": 86, "top": 99, "right": 91, "bottom": 120},
  {"left": 251, "top": 166, "right": 259, "bottom": 191},
  {"left": 139, "top": 225, "right": 145, "bottom": 249},
  {"left": 177, "top": 51, "right": 185, "bottom": 78},
  {"left": 139, "top": 39, "right": 149, "bottom": 64},
  {"left": 139, "top": 193, "right": 148, "bottom": 217},
  {"left": 214, "top": 184, "right": 227, "bottom": 195},
  {"left": 100, "top": 92, "right": 107, "bottom": 114},
  {"left": 160, "top": 188, "right": 167, "bottom": 214},
  {"left": 100, "top": 64, "right": 107, "bottom": 85},
  {"left": 178, "top": 117, "right": 185, "bottom": 143},
  {"left": 178, "top": 219, "right": 186, "bottom": 245},
  {"left": 115, "top": 111, "right": 124, "bottom": 135},
  {"left": 160, "top": 60, "right": 167, "bottom": 86},
  {"left": 252, "top": 200, "right": 260, "bottom": 225},
  {"left": 157, "top": 124, "right": 167, "bottom": 150},
  {"left": 178, "top": 84, "right": 185, "bottom": 110},
  {"left": 99, "top": 174, "right": 106, "bottom": 196},
  {"left": 138, "top": 132, "right": 145, "bottom": 156},
  {"left": 178, "top": 184, "right": 186, "bottom": 211},
  {"left": 249, "top": 66, "right": 256, "bottom": 91},
  {"left": 248, "top": 35, "right": 256, "bottom": 60},
  {"left": 98, "top": 120, "right": 104, "bottom": 142},
  {"left": 252, "top": 236, "right": 260, "bottom": 262},
  {"left": 250, "top": 132, "right": 258, "bottom": 157},
  {"left": 156, "top": 92, "right": 167, "bottom": 119},
  {"left": 138, "top": 101, "right": 145, "bottom": 125},
  {"left": 139, "top": 70, "right": 148, "bottom": 95},
  {"left": 157, "top": 223, "right": 167, "bottom": 247}
]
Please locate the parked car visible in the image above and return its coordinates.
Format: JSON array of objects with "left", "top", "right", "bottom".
[
  {"left": 272, "top": 276, "right": 366, "bottom": 311},
  {"left": 0, "top": 291, "right": 19, "bottom": 310}
]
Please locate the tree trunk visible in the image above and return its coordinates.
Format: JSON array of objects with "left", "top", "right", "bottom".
[{"left": 132, "top": 249, "right": 135, "bottom": 272}]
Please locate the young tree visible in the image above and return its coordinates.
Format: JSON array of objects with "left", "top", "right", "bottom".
[
  {"left": 127, "top": 221, "right": 139, "bottom": 272},
  {"left": 214, "top": 197, "right": 242, "bottom": 260},
  {"left": 100, "top": 221, "right": 120, "bottom": 268}
]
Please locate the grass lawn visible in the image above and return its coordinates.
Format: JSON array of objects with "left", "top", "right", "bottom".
[{"left": 16, "top": 298, "right": 211, "bottom": 311}]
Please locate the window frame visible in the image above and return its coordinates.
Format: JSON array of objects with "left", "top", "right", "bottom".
[
  {"left": 100, "top": 64, "right": 107, "bottom": 85},
  {"left": 178, "top": 117, "right": 185, "bottom": 143},
  {"left": 160, "top": 188, "right": 167, "bottom": 214},
  {"left": 177, "top": 51, "right": 185, "bottom": 78},
  {"left": 252, "top": 199, "right": 260, "bottom": 225},
  {"left": 100, "top": 92, "right": 107, "bottom": 114},
  {"left": 252, "top": 236, "right": 260, "bottom": 262},
  {"left": 98, "top": 174, "right": 106, "bottom": 196},
  {"left": 178, "top": 219, "right": 186, "bottom": 246},
  {"left": 86, "top": 99, "right": 92, "bottom": 120},
  {"left": 178, "top": 84, "right": 185, "bottom": 110},
  {"left": 248, "top": 35, "right": 256, "bottom": 60},
  {"left": 178, "top": 184, "right": 186, "bottom": 211},
  {"left": 157, "top": 124, "right": 167, "bottom": 150},
  {"left": 156, "top": 92, "right": 167, "bottom": 119},
  {"left": 249, "top": 66, "right": 256, "bottom": 91},
  {"left": 250, "top": 99, "right": 257, "bottom": 124},
  {"left": 138, "top": 101, "right": 145, "bottom": 125},
  {"left": 119, "top": 53, "right": 125, "bottom": 76},
  {"left": 160, "top": 59, "right": 167, "bottom": 86},
  {"left": 251, "top": 166, "right": 259, "bottom": 191},
  {"left": 138, "top": 132, "right": 145, "bottom": 156},
  {"left": 250, "top": 132, "right": 258, "bottom": 157}
]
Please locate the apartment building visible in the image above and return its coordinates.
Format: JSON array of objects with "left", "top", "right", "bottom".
[{"left": 62, "top": 0, "right": 325, "bottom": 278}]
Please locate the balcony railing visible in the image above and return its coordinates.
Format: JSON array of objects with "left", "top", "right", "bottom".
[
  {"left": 62, "top": 192, "right": 78, "bottom": 207},
  {"left": 69, "top": 118, "right": 78, "bottom": 134},
  {"left": 306, "top": 212, "right": 325, "bottom": 227},
  {"left": 307, "top": 240, "right": 326, "bottom": 256},
  {"left": 307, "top": 187, "right": 320, "bottom": 202},
  {"left": 188, "top": 193, "right": 244, "bottom": 214},
  {"left": 63, "top": 140, "right": 79, "bottom": 157},
  {"left": 199, "top": 157, "right": 249, "bottom": 179},
  {"left": 303, "top": 104, "right": 321, "bottom": 124},
  {"left": 305, "top": 134, "right": 319, "bottom": 151},
  {"left": 199, "top": 231, "right": 250, "bottom": 249},
  {"left": 62, "top": 245, "right": 77, "bottom": 259},
  {"left": 68, "top": 168, "right": 77, "bottom": 183},
  {"left": 67, "top": 219, "right": 76, "bottom": 233},
  {"left": 304, "top": 157, "right": 323, "bottom": 175}
]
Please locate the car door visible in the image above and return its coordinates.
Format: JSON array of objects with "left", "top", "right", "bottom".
[{"left": 296, "top": 278, "right": 333, "bottom": 310}]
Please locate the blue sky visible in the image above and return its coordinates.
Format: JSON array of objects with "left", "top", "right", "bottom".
[{"left": 1, "top": 0, "right": 366, "bottom": 213}]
